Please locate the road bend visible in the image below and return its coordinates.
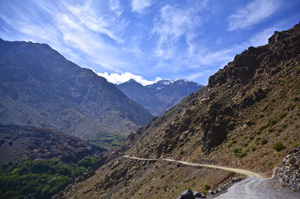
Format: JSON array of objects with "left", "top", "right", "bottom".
[{"left": 124, "top": 155, "right": 300, "bottom": 199}]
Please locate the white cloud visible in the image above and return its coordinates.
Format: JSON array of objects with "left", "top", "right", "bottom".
[
  {"left": 131, "top": 0, "right": 153, "bottom": 14},
  {"left": 152, "top": 5, "right": 202, "bottom": 59},
  {"left": 249, "top": 27, "right": 276, "bottom": 47},
  {"left": 198, "top": 48, "right": 233, "bottom": 66},
  {"left": 109, "top": 0, "right": 123, "bottom": 17},
  {"left": 97, "top": 72, "right": 161, "bottom": 86},
  {"left": 228, "top": 0, "right": 280, "bottom": 31},
  {"left": 64, "top": 1, "right": 128, "bottom": 44},
  {"left": 186, "top": 69, "right": 216, "bottom": 85}
]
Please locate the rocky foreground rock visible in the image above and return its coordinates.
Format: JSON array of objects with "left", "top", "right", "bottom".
[
  {"left": 178, "top": 178, "right": 242, "bottom": 199},
  {"left": 271, "top": 146, "right": 300, "bottom": 192}
]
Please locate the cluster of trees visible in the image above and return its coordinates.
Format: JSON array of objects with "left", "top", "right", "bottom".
[{"left": 0, "top": 156, "right": 98, "bottom": 199}]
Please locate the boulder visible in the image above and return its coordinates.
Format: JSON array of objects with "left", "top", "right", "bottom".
[
  {"left": 193, "top": 191, "right": 205, "bottom": 198},
  {"left": 178, "top": 190, "right": 194, "bottom": 199},
  {"left": 271, "top": 146, "right": 300, "bottom": 192}
]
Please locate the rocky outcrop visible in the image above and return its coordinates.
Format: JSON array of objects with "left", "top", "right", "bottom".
[
  {"left": 207, "top": 178, "right": 242, "bottom": 197},
  {"left": 178, "top": 190, "right": 206, "bottom": 199},
  {"left": 271, "top": 147, "right": 300, "bottom": 192},
  {"left": 177, "top": 178, "right": 242, "bottom": 199},
  {"left": 209, "top": 22, "right": 300, "bottom": 88}
]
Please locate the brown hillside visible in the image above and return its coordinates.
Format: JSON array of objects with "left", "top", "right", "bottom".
[{"left": 55, "top": 22, "right": 300, "bottom": 199}]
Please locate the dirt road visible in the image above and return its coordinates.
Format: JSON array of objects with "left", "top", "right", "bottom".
[
  {"left": 124, "top": 155, "right": 300, "bottom": 199},
  {"left": 124, "top": 155, "right": 262, "bottom": 177}
]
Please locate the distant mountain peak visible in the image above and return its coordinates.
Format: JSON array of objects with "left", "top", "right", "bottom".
[{"left": 118, "top": 79, "right": 203, "bottom": 116}]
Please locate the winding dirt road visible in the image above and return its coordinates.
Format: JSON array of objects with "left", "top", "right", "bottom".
[
  {"left": 124, "top": 155, "right": 262, "bottom": 177},
  {"left": 124, "top": 155, "right": 300, "bottom": 199}
]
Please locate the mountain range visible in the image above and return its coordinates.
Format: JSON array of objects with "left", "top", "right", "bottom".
[
  {"left": 55, "top": 22, "right": 300, "bottom": 198},
  {"left": 117, "top": 79, "right": 203, "bottom": 116},
  {"left": 0, "top": 39, "right": 153, "bottom": 146}
]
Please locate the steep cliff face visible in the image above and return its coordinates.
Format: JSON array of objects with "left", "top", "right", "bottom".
[
  {"left": 0, "top": 40, "right": 153, "bottom": 144},
  {"left": 55, "top": 23, "right": 300, "bottom": 199}
]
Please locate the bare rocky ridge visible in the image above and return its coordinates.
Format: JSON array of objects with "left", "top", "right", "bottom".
[
  {"left": 54, "top": 22, "right": 300, "bottom": 198},
  {"left": 0, "top": 40, "right": 153, "bottom": 145}
]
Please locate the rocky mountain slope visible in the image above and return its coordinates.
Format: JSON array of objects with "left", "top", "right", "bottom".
[
  {"left": 0, "top": 124, "right": 106, "bottom": 165},
  {"left": 55, "top": 22, "right": 300, "bottom": 198},
  {"left": 0, "top": 40, "right": 153, "bottom": 145},
  {"left": 117, "top": 79, "right": 203, "bottom": 116}
]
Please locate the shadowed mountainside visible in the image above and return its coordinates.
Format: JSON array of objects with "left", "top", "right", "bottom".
[{"left": 0, "top": 40, "right": 153, "bottom": 145}]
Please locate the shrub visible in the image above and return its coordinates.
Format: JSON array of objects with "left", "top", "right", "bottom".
[
  {"left": 243, "top": 143, "right": 249, "bottom": 147},
  {"left": 204, "top": 184, "right": 211, "bottom": 190},
  {"left": 0, "top": 138, "right": 4, "bottom": 146},
  {"left": 251, "top": 147, "right": 256, "bottom": 151},
  {"left": 287, "top": 104, "right": 296, "bottom": 110},
  {"left": 232, "top": 139, "right": 237, "bottom": 144},
  {"left": 233, "top": 148, "right": 242, "bottom": 153},
  {"left": 261, "top": 139, "right": 268, "bottom": 145},
  {"left": 269, "top": 119, "right": 277, "bottom": 126},
  {"left": 278, "top": 113, "right": 286, "bottom": 119},
  {"left": 249, "top": 136, "right": 254, "bottom": 140},
  {"left": 163, "top": 185, "right": 168, "bottom": 192},
  {"left": 268, "top": 128, "right": 274, "bottom": 133},
  {"left": 273, "top": 142, "right": 285, "bottom": 151},
  {"left": 237, "top": 152, "right": 247, "bottom": 158},
  {"left": 293, "top": 97, "right": 299, "bottom": 101}
]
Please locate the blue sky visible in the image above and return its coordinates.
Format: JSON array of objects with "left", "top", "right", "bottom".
[{"left": 0, "top": 0, "right": 299, "bottom": 85}]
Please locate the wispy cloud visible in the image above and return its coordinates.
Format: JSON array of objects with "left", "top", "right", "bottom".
[
  {"left": 152, "top": 5, "right": 202, "bottom": 59},
  {"left": 109, "top": 0, "right": 123, "bottom": 17},
  {"left": 197, "top": 48, "right": 233, "bottom": 66},
  {"left": 0, "top": 0, "right": 134, "bottom": 73},
  {"left": 131, "top": 0, "right": 153, "bottom": 14},
  {"left": 97, "top": 72, "right": 161, "bottom": 85},
  {"left": 63, "top": 1, "right": 127, "bottom": 44},
  {"left": 249, "top": 27, "right": 276, "bottom": 46},
  {"left": 1, "top": 0, "right": 298, "bottom": 85},
  {"left": 228, "top": 0, "right": 280, "bottom": 31},
  {"left": 186, "top": 69, "right": 216, "bottom": 83}
]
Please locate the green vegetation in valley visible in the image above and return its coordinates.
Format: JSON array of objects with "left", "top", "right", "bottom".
[
  {"left": 0, "top": 156, "right": 98, "bottom": 199},
  {"left": 88, "top": 133, "right": 127, "bottom": 149}
]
